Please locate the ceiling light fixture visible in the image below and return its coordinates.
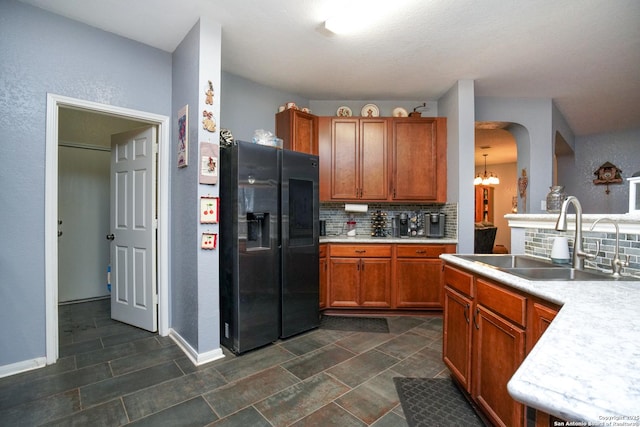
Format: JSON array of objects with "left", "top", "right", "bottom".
[
  {"left": 324, "top": 15, "right": 353, "bottom": 34},
  {"left": 324, "top": 2, "right": 386, "bottom": 35},
  {"left": 474, "top": 154, "right": 500, "bottom": 186}
]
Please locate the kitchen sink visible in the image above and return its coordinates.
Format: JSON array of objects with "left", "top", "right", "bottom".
[
  {"left": 454, "top": 254, "right": 640, "bottom": 281},
  {"left": 456, "top": 254, "right": 558, "bottom": 269},
  {"left": 504, "top": 267, "right": 617, "bottom": 281}
]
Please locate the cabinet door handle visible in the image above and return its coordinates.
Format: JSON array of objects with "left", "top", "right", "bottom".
[
  {"left": 416, "top": 250, "right": 427, "bottom": 254},
  {"left": 355, "top": 249, "right": 366, "bottom": 254},
  {"left": 473, "top": 307, "right": 480, "bottom": 330},
  {"left": 463, "top": 303, "right": 470, "bottom": 324}
]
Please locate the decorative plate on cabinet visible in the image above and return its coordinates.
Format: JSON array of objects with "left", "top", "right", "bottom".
[
  {"left": 337, "top": 106, "right": 352, "bottom": 117},
  {"left": 361, "top": 103, "right": 380, "bottom": 117},
  {"left": 392, "top": 107, "right": 408, "bottom": 117}
]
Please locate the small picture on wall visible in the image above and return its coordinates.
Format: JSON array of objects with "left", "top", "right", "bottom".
[
  {"left": 199, "top": 142, "right": 218, "bottom": 184},
  {"left": 200, "top": 196, "right": 219, "bottom": 223},
  {"left": 177, "top": 105, "right": 188, "bottom": 168},
  {"left": 201, "top": 233, "right": 217, "bottom": 250}
]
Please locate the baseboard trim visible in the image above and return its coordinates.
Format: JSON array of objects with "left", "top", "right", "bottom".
[
  {"left": 0, "top": 357, "right": 47, "bottom": 379},
  {"left": 168, "top": 329, "right": 225, "bottom": 366}
]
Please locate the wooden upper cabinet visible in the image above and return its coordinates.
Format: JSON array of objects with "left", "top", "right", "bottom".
[
  {"left": 331, "top": 119, "right": 359, "bottom": 199},
  {"left": 360, "top": 119, "right": 388, "bottom": 200},
  {"left": 390, "top": 117, "right": 447, "bottom": 202},
  {"left": 318, "top": 115, "right": 446, "bottom": 202},
  {"left": 275, "top": 109, "right": 318, "bottom": 155},
  {"left": 331, "top": 118, "right": 388, "bottom": 201},
  {"left": 318, "top": 117, "right": 332, "bottom": 201}
]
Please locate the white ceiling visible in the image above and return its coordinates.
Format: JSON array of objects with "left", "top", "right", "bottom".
[{"left": 20, "top": 0, "right": 640, "bottom": 143}]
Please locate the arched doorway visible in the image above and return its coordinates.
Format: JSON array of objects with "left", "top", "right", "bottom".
[{"left": 474, "top": 122, "right": 518, "bottom": 253}]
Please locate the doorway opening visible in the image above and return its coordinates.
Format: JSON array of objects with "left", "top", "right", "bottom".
[
  {"left": 58, "top": 108, "right": 147, "bottom": 304},
  {"left": 474, "top": 122, "right": 518, "bottom": 254},
  {"left": 45, "top": 94, "right": 170, "bottom": 365}
]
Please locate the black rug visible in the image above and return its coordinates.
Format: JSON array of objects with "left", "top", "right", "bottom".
[
  {"left": 394, "top": 377, "right": 486, "bottom": 427},
  {"left": 319, "top": 315, "right": 389, "bottom": 333}
]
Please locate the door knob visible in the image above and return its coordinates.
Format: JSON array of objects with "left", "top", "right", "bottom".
[{"left": 106, "top": 233, "right": 115, "bottom": 241}]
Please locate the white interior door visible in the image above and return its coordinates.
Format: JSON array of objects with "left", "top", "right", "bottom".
[{"left": 110, "top": 126, "right": 157, "bottom": 331}]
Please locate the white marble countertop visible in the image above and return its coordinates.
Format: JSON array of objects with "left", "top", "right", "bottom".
[
  {"left": 320, "top": 236, "right": 458, "bottom": 244},
  {"left": 440, "top": 253, "right": 640, "bottom": 422}
]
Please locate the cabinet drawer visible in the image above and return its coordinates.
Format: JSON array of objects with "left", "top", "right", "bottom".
[
  {"left": 396, "top": 245, "right": 446, "bottom": 258},
  {"left": 330, "top": 244, "right": 391, "bottom": 258},
  {"left": 444, "top": 264, "right": 473, "bottom": 297},
  {"left": 319, "top": 244, "right": 327, "bottom": 258},
  {"left": 476, "top": 278, "right": 527, "bottom": 327}
]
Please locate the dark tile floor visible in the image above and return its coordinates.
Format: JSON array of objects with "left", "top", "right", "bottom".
[{"left": 0, "top": 299, "right": 449, "bottom": 426}]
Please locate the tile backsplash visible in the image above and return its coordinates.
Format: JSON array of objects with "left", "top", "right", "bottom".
[
  {"left": 525, "top": 228, "right": 640, "bottom": 277},
  {"left": 320, "top": 202, "right": 458, "bottom": 239}
]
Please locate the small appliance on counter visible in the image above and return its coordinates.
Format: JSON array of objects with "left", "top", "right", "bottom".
[
  {"left": 370, "top": 210, "right": 388, "bottom": 237},
  {"left": 399, "top": 213, "right": 409, "bottom": 237},
  {"left": 345, "top": 214, "right": 357, "bottom": 236},
  {"left": 426, "top": 212, "right": 446, "bottom": 238}
]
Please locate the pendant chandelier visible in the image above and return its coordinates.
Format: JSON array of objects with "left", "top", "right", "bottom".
[{"left": 474, "top": 154, "right": 500, "bottom": 186}]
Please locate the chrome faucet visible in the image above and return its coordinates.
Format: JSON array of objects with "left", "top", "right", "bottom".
[
  {"left": 589, "top": 217, "right": 630, "bottom": 277},
  {"left": 555, "top": 196, "right": 597, "bottom": 270}
]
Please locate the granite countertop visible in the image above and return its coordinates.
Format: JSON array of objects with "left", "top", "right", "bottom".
[
  {"left": 320, "top": 236, "right": 458, "bottom": 244},
  {"left": 440, "top": 253, "right": 640, "bottom": 422}
]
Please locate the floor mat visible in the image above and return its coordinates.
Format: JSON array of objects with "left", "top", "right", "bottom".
[
  {"left": 394, "top": 377, "right": 486, "bottom": 427},
  {"left": 319, "top": 315, "right": 389, "bottom": 333}
]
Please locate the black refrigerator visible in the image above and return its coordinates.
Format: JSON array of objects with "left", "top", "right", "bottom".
[{"left": 219, "top": 141, "right": 319, "bottom": 354}]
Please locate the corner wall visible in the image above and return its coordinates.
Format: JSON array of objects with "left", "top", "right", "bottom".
[
  {"left": 170, "top": 18, "right": 223, "bottom": 362},
  {"left": 440, "top": 80, "right": 475, "bottom": 253}
]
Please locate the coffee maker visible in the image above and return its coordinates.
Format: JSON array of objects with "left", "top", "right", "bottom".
[
  {"left": 399, "top": 213, "right": 409, "bottom": 238},
  {"left": 426, "top": 212, "right": 445, "bottom": 238}
]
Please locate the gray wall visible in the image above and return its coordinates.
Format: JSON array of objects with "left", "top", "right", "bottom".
[
  {"left": 220, "top": 72, "right": 308, "bottom": 142},
  {"left": 475, "top": 97, "right": 556, "bottom": 214},
  {"left": 569, "top": 128, "right": 640, "bottom": 214},
  {"left": 170, "top": 18, "right": 223, "bottom": 355},
  {"left": 0, "top": 0, "right": 172, "bottom": 367},
  {"left": 439, "top": 80, "right": 476, "bottom": 253},
  {"left": 170, "top": 20, "right": 202, "bottom": 350}
]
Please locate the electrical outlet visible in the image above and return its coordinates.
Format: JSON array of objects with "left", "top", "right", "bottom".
[{"left": 541, "top": 200, "right": 547, "bottom": 211}]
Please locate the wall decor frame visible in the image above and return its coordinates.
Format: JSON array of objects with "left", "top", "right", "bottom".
[
  {"left": 177, "top": 104, "right": 188, "bottom": 168},
  {"left": 200, "top": 196, "right": 219, "bottom": 223},
  {"left": 199, "top": 142, "right": 218, "bottom": 184},
  {"left": 201, "top": 233, "right": 217, "bottom": 250}
]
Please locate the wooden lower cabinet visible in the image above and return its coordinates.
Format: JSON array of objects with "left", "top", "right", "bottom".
[
  {"left": 443, "top": 263, "right": 561, "bottom": 427},
  {"left": 328, "top": 244, "right": 392, "bottom": 308},
  {"left": 473, "top": 305, "right": 526, "bottom": 427},
  {"left": 319, "top": 244, "right": 328, "bottom": 309},
  {"left": 395, "top": 244, "right": 454, "bottom": 309},
  {"left": 323, "top": 243, "right": 455, "bottom": 311},
  {"left": 443, "top": 286, "right": 473, "bottom": 391},
  {"left": 529, "top": 301, "right": 562, "bottom": 427},
  {"left": 395, "top": 258, "right": 442, "bottom": 307}
]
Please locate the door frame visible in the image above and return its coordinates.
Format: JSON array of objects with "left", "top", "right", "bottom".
[{"left": 45, "top": 93, "right": 170, "bottom": 364}]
